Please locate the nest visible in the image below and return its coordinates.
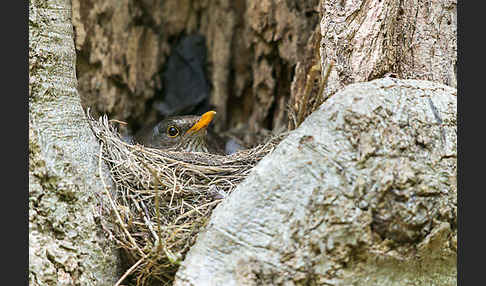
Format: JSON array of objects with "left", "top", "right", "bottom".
[{"left": 87, "top": 113, "right": 285, "bottom": 285}]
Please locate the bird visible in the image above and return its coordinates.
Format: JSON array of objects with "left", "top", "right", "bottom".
[{"left": 134, "top": 110, "right": 225, "bottom": 154}]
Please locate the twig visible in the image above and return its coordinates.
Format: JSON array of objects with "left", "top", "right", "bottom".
[
  {"left": 296, "top": 64, "right": 322, "bottom": 126},
  {"left": 114, "top": 256, "right": 145, "bottom": 286},
  {"left": 135, "top": 197, "right": 159, "bottom": 242},
  {"left": 140, "top": 162, "right": 164, "bottom": 251},
  {"left": 174, "top": 200, "right": 222, "bottom": 224},
  {"left": 98, "top": 142, "right": 144, "bottom": 257},
  {"left": 313, "top": 60, "right": 334, "bottom": 111},
  {"left": 109, "top": 119, "right": 128, "bottom": 125}
]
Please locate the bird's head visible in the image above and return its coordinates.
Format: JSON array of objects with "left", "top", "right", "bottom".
[{"left": 137, "top": 111, "right": 216, "bottom": 152}]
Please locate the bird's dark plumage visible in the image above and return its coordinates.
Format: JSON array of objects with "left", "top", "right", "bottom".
[{"left": 134, "top": 111, "right": 224, "bottom": 154}]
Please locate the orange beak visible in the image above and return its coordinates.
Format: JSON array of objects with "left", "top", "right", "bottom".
[{"left": 186, "top": 111, "right": 216, "bottom": 134}]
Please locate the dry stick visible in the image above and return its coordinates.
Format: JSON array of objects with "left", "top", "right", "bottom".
[
  {"left": 109, "top": 119, "right": 128, "bottom": 125},
  {"left": 139, "top": 259, "right": 155, "bottom": 286},
  {"left": 169, "top": 168, "right": 179, "bottom": 208},
  {"left": 114, "top": 257, "right": 145, "bottom": 286},
  {"left": 183, "top": 200, "right": 204, "bottom": 216},
  {"left": 169, "top": 186, "right": 176, "bottom": 208},
  {"left": 174, "top": 200, "right": 222, "bottom": 224},
  {"left": 313, "top": 60, "right": 335, "bottom": 111},
  {"left": 140, "top": 162, "right": 165, "bottom": 252},
  {"left": 141, "top": 162, "right": 183, "bottom": 265},
  {"left": 134, "top": 197, "right": 159, "bottom": 242},
  {"left": 98, "top": 142, "right": 145, "bottom": 257},
  {"left": 287, "top": 102, "right": 299, "bottom": 130},
  {"left": 98, "top": 143, "right": 146, "bottom": 286},
  {"left": 297, "top": 64, "right": 321, "bottom": 127}
]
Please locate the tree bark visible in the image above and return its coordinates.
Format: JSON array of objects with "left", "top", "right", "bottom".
[
  {"left": 64, "top": 0, "right": 456, "bottom": 284},
  {"left": 72, "top": 0, "right": 456, "bottom": 144},
  {"left": 29, "top": 0, "right": 120, "bottom": 285},
  {"left": 174, "top": 78, "right": 457, "bottom": 286},
  {"left": 71, "top": 0, "right": 321, "bottom": 138},
  {"left": 319, "top": 0, "right": 457, "bottom": 96}
]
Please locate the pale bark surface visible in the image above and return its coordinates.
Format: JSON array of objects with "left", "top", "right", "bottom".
[
  {"left": 319, "top": 0, "right": 457, "bottom": 97},
  {"left": 53, "top": 0, "right": 457, "bottom": 284},
  {"left": 174, "top": 78, "right": 457, "bottom": 285},
  {"left": 29, "top": 0, "right": 120, "bottom": 285}
]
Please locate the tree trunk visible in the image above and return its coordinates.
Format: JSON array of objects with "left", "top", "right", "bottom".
[
  {"left": 71, "top": 0, "right": 321, "bottom": 139},
  {"left": 29, "top": 0, "right": 120, "bottom": 284},
  {"left": 174, "top": 78, "right": 457, "bottom": 286},
  {"left": 55, "top": 0, "right": 456, "bottom": 284},
  {"left": 72, "top": 0, "right": 456, "bottom": 139},
  {"left": 319, "top": 0, "right": 457, "bottom": 96}
]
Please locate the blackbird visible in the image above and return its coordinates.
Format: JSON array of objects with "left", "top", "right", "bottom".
[{"left": 134, "top": 111, "right": 225, "bottom": 154}]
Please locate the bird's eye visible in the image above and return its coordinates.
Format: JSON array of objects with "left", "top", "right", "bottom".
[{"left": 167, "top": 126, "right": 179, "bottom": 137}]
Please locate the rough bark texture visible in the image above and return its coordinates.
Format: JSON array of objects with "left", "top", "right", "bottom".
[
  {"left": 29, "top": 0, "right": 120, "bottom": 285},
  {"left": 72, "top": 0, "right": 456, "bottom": 140},
  {"left": 62, "top": 0, "right": 457, "bottom": 283},
  {"left": 72, "top": 0, "right": 321, "bottom": 139},
  {"left": 242, "top": 0, "right": 320, "bottom": 133},
  {"left": 319, "top": 0, "right": 457, "bottom": 97},
  {"left": 72, "top": 0, "right": 164, "bottom": 126},
  {"left": 174, "top": 78, "right": 457, "bottom": 285}
]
